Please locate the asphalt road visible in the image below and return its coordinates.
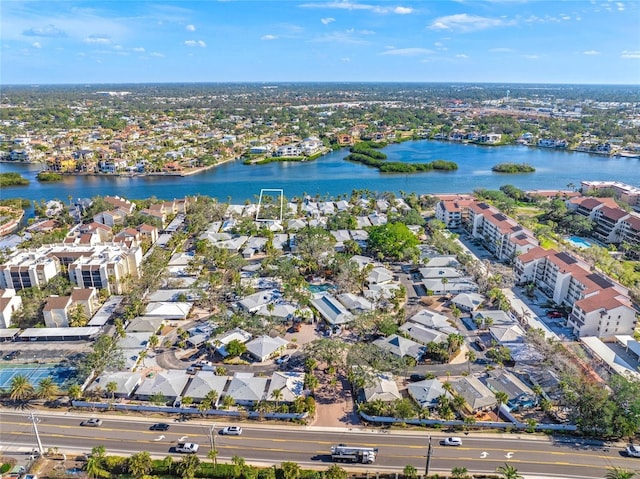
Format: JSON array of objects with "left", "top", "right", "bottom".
[{"left": 1, "top": 411, "right": 638, "bottom": 478}]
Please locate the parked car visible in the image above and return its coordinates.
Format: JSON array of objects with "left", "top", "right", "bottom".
[
  {"left": 150, "top": 423, "right": 170, "bottom": 431},
  {"left": 626, "top": 445, "right": 640, "bottom": 457},
  {"left": 221, "top": 426, "right": 243, "bottom": 436},
  {"left": 441, "top": 437, "right": 462, "bottom": 446},
  {"left": 3, "top": 351, "right": 20, "bottom": 360},
  {"left": 474, "top": 338, "right": 486, "bottom": 351},
  {"left": 80, "top": 418, "right": 102, "bottom": 427},
  {"left": 275, "top": 354, "right": 291, "bottom": 365},
  {"left": 409, "top": 374, "right": 426, "bottom": 382},
  {"left": 175, "top": 442, "right": 199, "bottom": 453},
  {"left": 546, "top": 311, "right": 563, "bottom": 319}
]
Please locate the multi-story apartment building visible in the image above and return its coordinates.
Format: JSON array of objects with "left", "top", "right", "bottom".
[
  {"left": 0, "top": 244, "right": 142, "bottom": 294},
  {"left": 580, "top": 181, "right": 640, "bottom": 207},
  {"left": 0, "top": 252, "right": 60, "bottom": 290},
  {"left": 435, "top": 197, "right": 474, "bottom": 228},
  {"left": 514, "top": 247, "right": 637, "bottom": 338},
  {"left": 592, "top": 206, "right": 629, "bottom": 243},
  {"left": 464, "top": 202, "right": 538, "bottom": 262}
]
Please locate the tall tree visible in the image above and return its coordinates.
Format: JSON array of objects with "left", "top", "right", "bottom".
[
  {"left": 10, "top": 375, "right": 34, "bottom": 401},
  {"left": 36, "top": 377, "right": 60, "bottom": 400},
  {"left": 127, "top": 451, "right": 153, "bottom": 479},
  {"left": 176, "top": 454, "right": 200, "bottom": 479}
]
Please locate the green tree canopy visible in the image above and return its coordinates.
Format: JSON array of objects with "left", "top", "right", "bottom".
[{"left": 367, "top": 222, "right": 419, "bottom": 261}]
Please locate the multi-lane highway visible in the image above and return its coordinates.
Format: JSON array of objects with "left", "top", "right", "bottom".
[{"left": 1, "top": 411, "right": 638, "bottom": 478}]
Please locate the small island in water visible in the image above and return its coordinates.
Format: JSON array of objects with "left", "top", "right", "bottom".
[
  {"left": 346, "top": 141, "right": 458, "bottom": 173},
  {"left": 0, "top": 172, "right": 29, "bottom": 187},
  {"left": 492, "top": 162, "right": 536, "bottom": 173}
]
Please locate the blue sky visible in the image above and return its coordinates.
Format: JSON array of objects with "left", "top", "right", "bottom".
[{"left": 2, "top": 1, "right": 639, "bottom": 85}]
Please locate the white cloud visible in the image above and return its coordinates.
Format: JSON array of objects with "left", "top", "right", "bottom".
[
  {"left": 32, "top": 41, "right": 42, "bottom": 48},
  {"left": 150, "top": 52, "right": 165, "bottom": 57},
  {"left": 583, "top": 50, "right": 600, "bottom": 55},
  {"left": 321, "top": 17, "right": 335, "bottom": 24},
  {"left": 381, "top": 47, "right": 433, "bottom": 56},
  {"left": 261, "top": 34, "right": 278, "bottom": 40},
  {"left": 430, "top": 13, "right": 515, "bottom": 32},
  {"left": 341, "top": 57, "right": 351, "bottom": 62},
  {"left": 456, "top": 53, "right": 468, "bottom": 58},
  {"left": 621, "top": 50, "right": 640, "bottom": 59},
  {"left": 616, "top": 2, "right": 625, "bottom": 11},
  {"left": 489, "top": 47, "right": 514, "bottom": 53},
  {"left": 522, "top": 54, "right": 539, "bottom": 60},
  {"left": 186, "top": 24, "right": 196, "bottom": 31},
  {"left": 132, "top": 47, "right": 145, "bottom": 52},
  {"left": 184, "top": 39, "right": 206, "bottom": 47},
  {"left": 301, "top": 2, "right": 414, "bottom": 15},
  {"left": 311, "top": 30, "right": 370, "bottom": 44},
  {"left": 84, "top": 35, "right": 112, "bottom": 44},
  {"left": 23, "top": 24, "right": 67, "bottom": 37}
]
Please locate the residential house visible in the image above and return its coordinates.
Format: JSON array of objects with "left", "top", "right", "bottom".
[
  {"left": 88, "top": 372, "right": 143, "bottom": 399},
  {"left": 484, "top": 369, "right": 536, "bottom": 411},
  {"left": 267, "top": 371, "right": 306, "bottom": 403},
  {"left": 452, "top": 376, "right": 497, "bottom": 412},
  {"left": 408, "top": 379, "right": 452, "bottom": 410},
  {"left": 43, "top": 295, "right": 73, "bottom": 328},
  {"left": 225, "top": 372, "right": 268, "bottom": 406},
  {"left": 310, "top": 293, "right": 353, "bottom": 326},
  {"left": 245, "top": 335, "right": 289, "bottom": 362},
  {"left": 144, "top": 302, "right": 192, "bottom": 320},
  {"left": 183, "top": 371, "right": 227, "bottom": 405},
  {"left": 136, "top": 370, "right": 189, "bottom": 401},
  {"left": 373, "top": 334, "right": 424, "bottom": 361},
  {"left": 361, "top": 373, "right": 402, "bottom": 403},
  {"left": 211, "top": 328, "right": 252, "bottom": 358},
  {"left": 450, "top": 293, "right": 485, "bottom": 312}
]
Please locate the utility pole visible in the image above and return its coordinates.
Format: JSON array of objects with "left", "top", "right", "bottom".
[
  {"left": 209, "top": 423, "right": 216, "bottom": 450},
  {"left": 28, "top": 412, "right": 44, "bottom": 455},
  {"left": 424, "top": 435, "right": 432, "bottom": 479}
]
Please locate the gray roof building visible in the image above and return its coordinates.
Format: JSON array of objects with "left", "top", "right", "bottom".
[
  {"left": 407, "top": 378, "right": 452, "bottom": 409},
  {"left": 226, "top": 372, "right": 268, "bottom": 405},
  {"left": 267, "top": 371, "right": 306, "bottom": 403},
  {"left": 373, "top": 334, "right": 425, "bottom": 360},
  {"left": 183, "top": 371, "right": 228, "bottom": 404},
  {"left": 136, "top": 370, "right": 190, "bottom": 401},
  {"left": 245, "top": 335, "right": 289, "bottom": 362}
]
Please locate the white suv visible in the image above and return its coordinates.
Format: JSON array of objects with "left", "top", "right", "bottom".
[
  {"left": 442, "top": 437, "right": 462, "bottom": 446},
  {"left": 221, "top": 426, "right": 243, "bottom": 436},
  {"left": 627, "top": 445, "right": 640, "bottom": 457}
]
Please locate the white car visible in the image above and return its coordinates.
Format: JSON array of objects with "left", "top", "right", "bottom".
[
  {"left": 175, "top": 442, "right": 199, "bottom": 453},
  {"left": 221, "top": 426, "right": 243, "bottom": 436},
  {"left": 627, "top": 445, "right": 640, "bottom": 457},
  {"left": 441, "top": 437, "right": 462, "bottom": 446}
]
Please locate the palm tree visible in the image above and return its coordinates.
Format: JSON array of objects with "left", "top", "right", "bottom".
[
  {"left": 494, "top": 390, "right": 509, "bottom": 418},
  {"left": 127, "top": 451, "right": 153, "bottom": 479},
  {"left": 67, "top": 384, "right": 83, "bottom": 401},
  {"left": 105, "top": 381, "right": 117, "bottom": 401},
  {"left": 207, "top": 448, "right": 219, "bottom": 468},
  {"left": 605, "top": 467, "right": 636, "bottom": 479},
  {"left": 270, "top": 388, "right": 283, "bottom": 410},
  {"left": 441, "top": 277, "right": 449, "bottom": 295},
  {"left": 10, "top": 374, "right": 34, "bottom": 401},
  {"left": 148, "top": 334, "right": 159, "bottom": 351},
  {"left": 496, "top": 463, "right": 523, "bottom": 479},
  {"left": 176, "top": 454, "right": 200, "bottom": 479},
  {"left": 465, "top": 349, "right": 476, "bottom": 374},
  {"left": 451, "top": 466, "right": 471, "bottom": 479},
  {"left": 36, "top": 377, "right": 60, "bottom": 400}
]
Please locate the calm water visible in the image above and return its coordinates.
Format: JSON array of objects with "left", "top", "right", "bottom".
[{"left": 1, "top": 141, "right": 638, "bottom": 203}]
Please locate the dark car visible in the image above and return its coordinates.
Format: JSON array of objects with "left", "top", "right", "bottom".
[
  {"left": 474, "top": 338, "right": 486, "bottom": 351},
  {"left": 150, "top": 423, "right": 170, "bottom": 431},
  {"left": 3, "top": 351, "right": 20, "bottom": 360},
  {"left": 547, "top": 311, "right": 563, "bottom": 319},
  {"left": 409, "top": 374, "right": 427, "bottom": 382}
]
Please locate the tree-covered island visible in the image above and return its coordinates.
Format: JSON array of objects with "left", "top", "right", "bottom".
[
  {"left": 492, "top": 162, "right": 536, "bottom": 173},
  {"left": 0, "top": 172, "right": 29, "bottom": 187},
  {"left": 345, "top": 142, "right": 458, "bottom": 173}
]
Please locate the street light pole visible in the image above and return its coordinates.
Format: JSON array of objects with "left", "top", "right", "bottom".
[
  {"left": 28, "top": 412, "right": 44, "bottom": 455},
  {"left": 424, "top": 435, "right": 432, "bottom": 478},
  {"left": 209, "top": 423, "right": 216, "bottom": 450}
]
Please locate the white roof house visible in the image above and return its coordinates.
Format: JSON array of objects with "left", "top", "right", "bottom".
[
  {"left": 399, "top": 322, "right": 447, "bottom": 345},
  {"left": 408, "top": 378, "right": 452, "bottom": 410},
  {"left": 183, "top": 371, "right": 228, "bottom": 403},
  {"left": 267, "top": 371, "right": 306, "bottom": 403},
  {"left": 362, "top": 373, "right": 402, "bottom": 402},
  {"left": 310, "top": 293, "right": 354, "bottom": 325},
  {"left": 255, "top": 303, "right": 297, "bottom": 320},
  {"left": 136, "top": 370, "right": 190, "bottom": 401},
  {"left": 349, "top": 255, "right": 376, "bottom": 271},
  {"left": 118, "top": 331, "right": 153, "bottom": 351},
  {"left": 422, "top": 278, "right": 477, "bottom": 295},
  {"left": 226, "top": 372, "right": 268, "bottom": 405},
  {"left": 472, "top": 310, "right": 513, "bottom": 326},
  {"left": 237, "top": 290, "right": 279, "bottom": 313},
  {"left": 367, "top": 266, "right": 394, "bottom": 285},
  {"left": 211, "top": 327, "right": 252, "bottom": 357},
  {"left": 144, "top": 302, "right": 192, "bottom": 319},
  {"left": 146, "top": 289, "right": 199, "bottom": 302},
  {"left": 126, "top": 316, "right": 165, "bottom": 333},
  {"left": 490, "top": 323, "right": 526, "bottom": 343},
  {"left": 245, "top": 335, "right": 289, "bottom": 362},
  {"left": 408, "top": 309, "right": 452, "bottom": 330},
  {"left": 452, "top": 376, "right": 497, "bottom": 412},
  {"left": 451, "top": 292, "right": 485, "bottom": 312},
  {"left": 373, "top": 334, "right": 424, "bottom": 360},
  {"left": 423, "top": 256, "right": 460, "bottom": 269},
  {"left": 364, "top": 283, "right": 400, "bottom": 301},
  {"left": 88, "top": 372, "right": 143, "bottom": 398},
  {"left": 337, "top": 293, "right": 373, "bottom": 313}
]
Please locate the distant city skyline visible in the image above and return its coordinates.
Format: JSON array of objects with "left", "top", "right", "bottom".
[{"left": 1, "top": 0, "right": 639, "bottom": 85}]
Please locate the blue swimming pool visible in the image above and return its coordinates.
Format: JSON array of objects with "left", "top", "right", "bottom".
[
  {"left": 567, "top": 236, "right": 592, "bottom": 249},
  {"left": 308, "top": 283, "right": 335, "bottom": 293}
]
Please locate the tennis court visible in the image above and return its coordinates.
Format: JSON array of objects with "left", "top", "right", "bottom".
[{"left": 0, "top": 363, "right": 78, "bottom": 391}]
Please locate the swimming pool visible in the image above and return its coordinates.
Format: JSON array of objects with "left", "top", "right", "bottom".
[
  {"left": 567, "top": 236, "right": 592, "bottom": 249},
  {"left": 0, "top": 363, "right": 78, "bottom": 391},
  {"left": 308, "top": 283, "right": 335, "bottom": 293}
]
